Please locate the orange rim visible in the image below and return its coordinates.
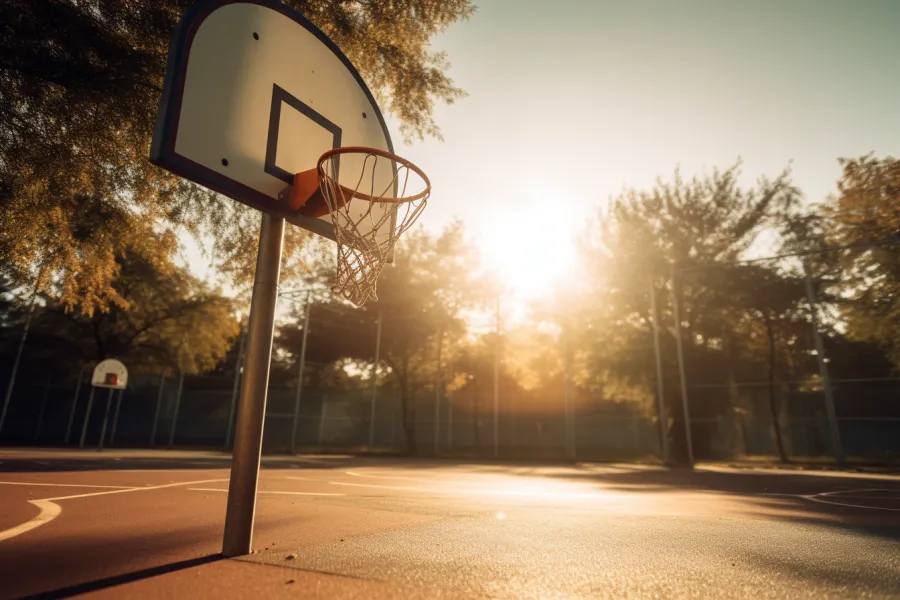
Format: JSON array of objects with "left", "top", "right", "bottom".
[{"left": 317, "top": 146, "right": 431, "bottom": 204}]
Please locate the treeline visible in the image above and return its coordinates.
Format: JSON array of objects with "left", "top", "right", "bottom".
[{"left": 1, "top": 156, "right": 898, "bottom": 458}]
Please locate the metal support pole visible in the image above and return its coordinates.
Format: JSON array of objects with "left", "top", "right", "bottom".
[
  {"left": 0, "top": 288, "right": 39, "bottom": 437},
  {"left": 225, "top": 327, "right": 248, "bottom": 450},
  {"left": 79, "top": 386, "right": 96, "bottom": 448},
  {"left": 65, "top": 365, "right": 87, "bottom": 445},
  {"left": 150, "top": 373, "right": 166, "bottom": 446},
  {"left": 34, "top": 381, "right": 51, "bottom": 443},
  {"left": 368, "top": 308, "right": 383, "bottom": 449},
  {"left": 434, "top": 328, "right": 443, "bottom": 455},
  {"left": 493, "top": 295, "right": 500, "bottom": 458},
  {"left": 670, "top": 269, "right": 694, "bottom": 466},
  {"left": 97, "top": 388, "right": 115, "bottom": 451},
  {"left": 804, "top": 273, "right": 844, "bottom": 464},
  {"left": 290, "top": 291, "right": 312, "bottom": 454},
  {"left": 649, "top": 275, "right": 669, "bottom": 464},
  {"left": 109, "top": 389, "right": 124, "bottom": 447},
  {"left": 222, "top": 213, "right": 284, "bottom": 558},
  {"left": 168, "top": 371, "right": 185, "bottom": 449}
]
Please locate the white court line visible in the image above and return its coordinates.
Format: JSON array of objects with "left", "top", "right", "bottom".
[
  {"left": 189, "top": 488, "right": 345, "bottom": 497},
  {"left": 806, "top": 488, "right": 900, "bottom": 512},
  {"left": 343, "top": 470, "right": 451, "bottom": 483},
  {"left": 0, "top": 500, "right": 61, "bottom": 543},
  {"left": 0, "top": 481, "right": 133, "bottom": 489},
  {"left": 759, "top": 488, "right": 900, "bottom": 512},
  {"left": 327, "top": 480, "right": 614, "bottom": 499},
  {"left": 42, "top": 478, "right": 229, "bottom": 501},
  {"left": 0, "top": 478, "right": 229, "bottom": 543}
]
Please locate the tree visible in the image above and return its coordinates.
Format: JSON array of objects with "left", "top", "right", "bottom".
[
  {"left": 577, "top": 164, "right": 806, "bottom": 463},
  {"left": 827, "top": 155, "right": 900, "bottom": 365},
  {"left": 0, "top": 0, "right": 474, "bottom": 312},
  {"left": 275, "top": 222, "right": 484, "bottom": 454},
  {"left": 11, "top": 254, "right": 240, "bottom": 377},
  {"left": 372, "top": 221, "right": 484, "bottom": 453}
]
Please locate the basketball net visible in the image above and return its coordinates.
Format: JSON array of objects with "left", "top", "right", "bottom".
[{"left": 317, "top": 148, "right": 429, "bottom": 306}]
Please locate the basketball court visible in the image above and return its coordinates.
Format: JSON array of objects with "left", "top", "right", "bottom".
[
  {"left": 4, "top": 1, "right": 897, "bottom": 597},
  {"left": 1, "top": 448, "right": 899, "bottom": 598}
]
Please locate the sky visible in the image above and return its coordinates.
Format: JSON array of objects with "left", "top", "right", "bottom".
[{"left": 385, "top": 0, "right": 900, "bottom": 298}]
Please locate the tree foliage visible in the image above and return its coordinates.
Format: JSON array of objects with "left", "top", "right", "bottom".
[
  {"left": 0, "top": 0, "right": 473, "bottom": 312},
  {"left": 1, "top": 254, "right": 239, "bottom": 376},
  {"left": 828, "top": 155, "right": 900, "bottom": 364}
]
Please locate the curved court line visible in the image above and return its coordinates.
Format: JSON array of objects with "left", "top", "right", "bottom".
[
  {"left": 804, "top": 488, "right": 900, "bottom": 512},
  {"left": 0, "top": 478, "right": 231, "bottom": 544},
  {"left": 0, "top": 500, "right": 62, "bottom": 542}
]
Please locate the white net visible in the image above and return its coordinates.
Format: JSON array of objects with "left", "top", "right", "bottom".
[{"left": 318, "top": 148, "right": 429, "bottom": 306}]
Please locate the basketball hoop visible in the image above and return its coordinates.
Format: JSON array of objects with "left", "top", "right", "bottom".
[{"left": 287, "top": 147, "right": 430, "bottom": 306}]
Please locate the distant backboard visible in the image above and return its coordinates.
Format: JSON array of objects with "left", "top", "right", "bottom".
[
  {"left": 150, "top": 0, "right": 396, "bottom": 241},
  {"left": 92, "top": 359, "right": 128, "bottom": 390}
]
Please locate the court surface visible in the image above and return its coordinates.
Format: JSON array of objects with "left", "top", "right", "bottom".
[{"left": 1, "top": 449, "right": 898, "bottom": 599}]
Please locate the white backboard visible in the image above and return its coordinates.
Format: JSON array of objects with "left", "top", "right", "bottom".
[
  {"left": 92, "top": 359, "right": 128, "bottom": 390},
  {"left": 150, "top": 0, "right": 396, "bottom": 241}
]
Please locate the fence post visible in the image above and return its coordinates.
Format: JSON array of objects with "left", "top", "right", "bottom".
[
  {"left": 493, "top": 295, "right": 500, "bottom": 458},
  {"left": 97, "top": 388, "right": 115, "bottom": 451},
  {"left": 649, "top": 275, "right": 669, "bottom": 464},
  {"left": 150, "top": 374, "right": 166, "bottom": 446},
  {"left": 563, "top": 328, "right": 574, "bottom": 459},
  {"left": 34, "top": 381, "right": 51, "bottom": 443},
  {"left": 225, "top": 327, "right": 248, "bottom": 450},
  {"left": 0, "top": 271, "right": 42, "bottom": 438},
  {"left": 368, "top": 308, "right": 382, "bottom": 450},
  {"left": 290, "top": 292, "right": 312, "bottom": 454},
  {"left": 79, "top": 386, "right": 97, "bottom": 448},
  {"left": 434, "top": 328, "right": 443, "bottom": 455},
  {"left": 447, "top": 395, "right": 453, "bottom": 451},
  {"left": 168, "top": 371, "right": 185, "bottom": 449},
  {"left": 804, "top": 272, "right": 844, "bottom": 464},
  {"left": 318, "top": 395, "right": 328, "bottom": 446},
  {"left": 390, "top": 409, "right": 397, "bottom": 449},
  {"left": 670, "top": 268, "right": 695, "bottom": 466},
  {"left": 65, "top": 365, "right": 88, "bottom": 445},
  {"left": 109, "top": 389, "right": 124, "bottom": 446}
]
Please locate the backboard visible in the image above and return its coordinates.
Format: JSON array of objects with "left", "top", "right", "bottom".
[
  {"left": 91, "top": 359, "right": 128, "bottom": 390},
  {"left": 150, "top": 0, "right": 396, "bottom": 242}
]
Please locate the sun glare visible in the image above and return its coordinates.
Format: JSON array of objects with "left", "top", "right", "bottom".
[{"left": 477, "top": 198, "right": 578, "bottom": 299}]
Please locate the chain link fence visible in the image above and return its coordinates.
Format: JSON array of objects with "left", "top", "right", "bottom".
[{"left": 665, "top": 241, "right": 900, "bottom": 464}]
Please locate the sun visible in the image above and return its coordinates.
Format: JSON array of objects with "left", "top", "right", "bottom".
[{"left": 476, "top": 199, "right": 578, "bottom": 299}]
